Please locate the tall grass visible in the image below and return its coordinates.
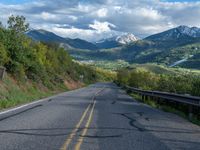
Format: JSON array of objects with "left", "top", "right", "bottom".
[{"left": 0, "top": 75, "right": 67, "bottom": 109}]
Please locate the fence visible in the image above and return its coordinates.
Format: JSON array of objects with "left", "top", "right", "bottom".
[{"left": 121, "top": 84, "right": 200, "bottom": 120}]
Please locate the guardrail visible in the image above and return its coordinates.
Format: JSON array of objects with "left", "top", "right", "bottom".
[{"left": 120, "top": 84, "right": 200, "bottom": 120}]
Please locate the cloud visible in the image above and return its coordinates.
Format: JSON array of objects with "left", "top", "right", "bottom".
[
  {"left": 49, "top": 26, "right": 121, "bottom": 42},
  {"left": 41, "top": 12, "right": 56, "bottom": 20},
  {"left": 89, "top": 20, "right": 116, "bottom": 32},
  {"left": 96, "top": 8, "right": 108, "bottom": 18},
  {"left": 0, "top": 0, "right": 200, "bottom": 41}
]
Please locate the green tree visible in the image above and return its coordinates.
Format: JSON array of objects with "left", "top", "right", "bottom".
[
  {"left": 7, "top": 15, "right": 29, "bottom": 33},
  {"left": 5, "top": 15, "right": 30, "bottom": 77}
]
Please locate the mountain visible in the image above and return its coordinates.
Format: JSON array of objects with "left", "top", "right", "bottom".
[
  {"left": 27, "top": 30, "right": 139, "bottom": 50},
  {"left": 71, "top": 26, "right": 200, "bottom": 69},
  {"left": 116, "top": 33, "right": 138, "bottom": 44},
  {"left": 145, "top": 25, "right": 200, "bottom": 41},
  {"left": 27, "top": 29, "right": 66, "bottom": 43},
  {"left": 119, "top": 26, "right": 200, "bottom": 64},
  {"left": 95, "top": 33, "right": 138, "bottom": 49},
  {"left": 95, "top": 37, "right": 121, "bottom": 49},
  {"left": 65, "top": 38, "right": 98, "bottom": 50},
  {"left": 27, "top": 29, "right": 98, "bottom": 50},
  {"left": 27, "top": 26, "right": 200, "bottom": 70}
]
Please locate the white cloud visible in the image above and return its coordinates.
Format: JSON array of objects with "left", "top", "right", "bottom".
[
  {"left": 49, "top": 26, "right": 121, "bottom": 42},
  {"left": 68, "top": 15, "right": 78, "bottom": 21},
  {"left": 137, "top": 7, "right": 164, "bottom": 21},
  {"left": 1, "top": 0, "right": 200, "bottom": 41},
  {"left": 41, "top": 12, "right": 56, "bottom": 20},
  {"left": 96, "top": 8, "right": 108, "bottom": 17},
  {"left": 89, "top": 20, "right": 116, "bottom": 32}
]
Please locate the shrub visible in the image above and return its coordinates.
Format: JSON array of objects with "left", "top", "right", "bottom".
[
  {"left": 117, "top": 67, "right": 200, "bottom": 97},
  {"left": 0, "top": 42, "right": 8, "bottom": 65},
  {"left": 191, "top": 77, "right": 200, "bottom": 96}
]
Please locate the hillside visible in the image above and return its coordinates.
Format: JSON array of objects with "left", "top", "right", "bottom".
[{"left": 0, "top": 15, "right": 115, "bottom": 109}]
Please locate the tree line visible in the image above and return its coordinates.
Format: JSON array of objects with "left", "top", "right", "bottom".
[{"left": 117, "top": 68, "right": 200, "bottom": 97}]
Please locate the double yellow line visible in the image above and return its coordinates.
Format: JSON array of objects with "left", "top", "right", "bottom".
[{"left": 61, "top": 87, "right": 104, "bottom": 150}]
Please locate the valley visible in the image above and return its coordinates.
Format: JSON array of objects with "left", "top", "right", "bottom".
[{"left": 27, "top": 25, "right": 200, "bottom": 70}]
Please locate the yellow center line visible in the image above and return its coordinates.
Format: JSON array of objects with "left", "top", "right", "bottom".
[
  {"left": 60, "top": 87, "right": 104, "bottom": 150},
  {"left": 61, "top": 103, "right": 92, "bottom": 150},
  {"left": 74, "top": 100, "right": 96, "bottom": 150},
  {"left": 74, "top": 87, "right": 104, "bottom": 150}
]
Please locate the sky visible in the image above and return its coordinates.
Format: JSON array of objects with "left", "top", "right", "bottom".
[{"left": 0, "top": 0, "right": 200, "bottom": 41}]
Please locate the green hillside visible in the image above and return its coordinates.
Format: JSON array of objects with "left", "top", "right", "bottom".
[{"left": 0, "top": 15, "right": 114, "bottom": 109}]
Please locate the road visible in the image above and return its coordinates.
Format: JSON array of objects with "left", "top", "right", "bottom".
[{"left": 0, "top": 82, "right": 200, "bottom": 150}]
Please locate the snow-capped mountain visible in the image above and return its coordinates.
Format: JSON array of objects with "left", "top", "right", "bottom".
[
  {"left": 177, "top": 25, "right": 200, "bottom": 37},
  {"left": 116, "top": 33, "right": 138, "bottom": 44},
  {"left": 145, "top": 25, "right": 200, "bottom": 41},
  {"left": 95, "top": 33, "right": 138, "bottom": 49}
]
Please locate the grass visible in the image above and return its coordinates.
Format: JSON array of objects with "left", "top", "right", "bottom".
[
  {"left": 130, "top": 93, "right": 200, "bottom": 126},
  {"left": 80, "top": 60, "right": 130, "bottom": 70},
  {"left": 0, "top": 75, "right": 68, "bottom": 110}
]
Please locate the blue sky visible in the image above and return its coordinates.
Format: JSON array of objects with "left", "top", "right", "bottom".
[
  {"left": 0, "top": 0, "right": 30, "bottom": 4},
  {"left": 2, "top": 0, "right": 200, "bottom": 4},
  {"left": 162, "top": 0, "right": 200, "bottom": 1},
  {"left": 0, "top": 0, "right": 200, "bottom": 41}
]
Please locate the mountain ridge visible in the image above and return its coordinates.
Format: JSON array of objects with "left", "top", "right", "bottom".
[
  {"left": 26, "top": 26, "right": 200, "bottom": 69},
  {"left": 145, "top": 25, "right": 200, "bottom": 41},
  {"left": 27, "top": 29, "right": 98, "bottom": 50}
]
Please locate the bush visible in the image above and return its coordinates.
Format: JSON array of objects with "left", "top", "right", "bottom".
[
  {"left": 10, "top": 62, "right": 26, "bottom": 81},
  {"left": 128, "top": 70, "right": 159, "bottom": 90},
  {"left": 191, "top": 77, "right": 200, "bottom": 96},
  {"left": 0, "top": 42, "right": 8, "bottom": 65},
  {"left": 117, "top": 67, "right": 200, "bottom": 97}
]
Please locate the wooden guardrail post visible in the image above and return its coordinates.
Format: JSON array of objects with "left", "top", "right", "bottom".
[
  {"left": 141, "top": 95, "right": 145, "bottom": 102},
  {"left": 189, "top": 105, "right": 193, "bottom": 120},
  {"left": 145, "top": 95, "right": 148, "bottom": 101},
  {"left": 0, "top": 67, "right": 5, "bottom": 80},
  {"left": 142, "top": 94, "right": 144, "bottom": 99}
]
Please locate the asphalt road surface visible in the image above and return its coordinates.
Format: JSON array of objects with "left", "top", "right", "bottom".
[{"left": 0, "top": 82, "right": 200, "bottom": 150}]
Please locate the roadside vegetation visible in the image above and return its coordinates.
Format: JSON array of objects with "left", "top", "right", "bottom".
[
  {"left": 0, "top": 15, "right": 115, "bottom": 109},
  {"left": 116, "top": 64, "right": 200, "bottom": 96},
  {"left": 116, "top": 64, "right": 200, "bottom": 124}
]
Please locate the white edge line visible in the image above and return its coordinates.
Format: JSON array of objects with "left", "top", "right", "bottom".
[
  {"left": 0, "top": 93, "right": 63, "bottom": 115},
  {"left": 0, "top": 86, "right": 88, "bottom": 116}
]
